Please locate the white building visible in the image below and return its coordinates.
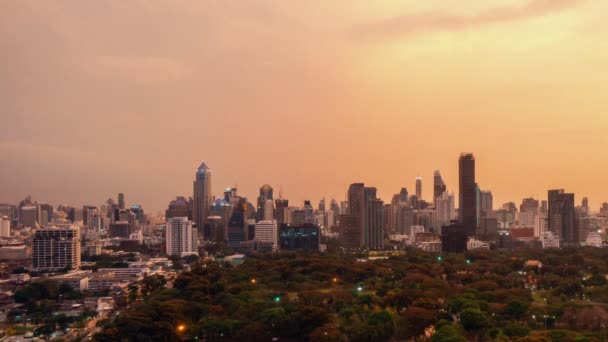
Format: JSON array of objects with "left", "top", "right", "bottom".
[
  {"left": 467, "top": 237, "right": 489, "bottom": 250},
  {"left": 165, "top": 217, "right": 198, "bottom": 257},
  {"left": 534, "top": 212, "right": 547, "bottom": 238},
  {"left": 585, "top": 232, "right": 603, "bottom": 247},
  {"left": 254, "top": 220, "right": 278, "bottom": 250},
  {"left": 409, "top": 225, "right": 425, "bottom": 243},
  {"left": 436, "top": 192, "right": 455, "bottom": 228},
  {"left": 0, "top": 216, "right": 10, "bottom": 237},
  {"left": 541, "top": 231, "right": 560, "bottom": 249},
  {"left": 264, "top": 199, "right": 274, "bottom": 221}
]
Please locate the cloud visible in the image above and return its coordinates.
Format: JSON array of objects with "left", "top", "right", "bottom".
[{"left": 351, "top": 0, "right": 585, "bottom": 40}]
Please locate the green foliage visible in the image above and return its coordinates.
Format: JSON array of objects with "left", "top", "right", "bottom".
[
  {"left": 460, "top": 308, "right": 488, "bottom": 332},
  {"left": 431, "top": 324, "right": 466, "bottom": 342},
  {"left": 93, "top": 248, "right": 608, "bottom": 341},
  {"left": 503, "top": 323, "right": 531, "bottom": 338}
]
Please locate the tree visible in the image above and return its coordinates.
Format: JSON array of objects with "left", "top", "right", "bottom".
[
  {"left": 460, "top": 308, "right": 488, "bottom": 333},
  {"left": 503, "top": 323, "right": 530, "bottom": 338},
  {"left": 431, "top": 324, "right": 466, "bottom": 342}
]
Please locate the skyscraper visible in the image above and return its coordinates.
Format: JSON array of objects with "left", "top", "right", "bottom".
[
  {"left": 341, "top": 183, "right": 384, "bottom": 249},
  {"left": 416, "top": 177, "right": 422, "bottom": 200},
  {"left": 433, "top": 171, "right": 446, "bottom": 205},
  {"left": 0, "top": 216, "right": 10, "bottom": 237},
  {"left": 193, "top": 162, "right": 212, "bottom": 230},
  {"left": 548, "top": 189, "right": 576, "bottom": 246},
  {"left": 165, "top": 217, "right": 198, "bottom": 257},
  {"left": 117, "top": 193, "right": 125, "bottom": 210},
  {"left": 256, "top": 184, "right": 274, "bottom": 222},
  {"left": 480, "top": 190, "right": 494, "bottom": 218},
  {"left": 275, "top": 199, "right": 289, "bottom": 225},
  {"left": 459, "top": 153, "right": 477, "bottom": 236}
]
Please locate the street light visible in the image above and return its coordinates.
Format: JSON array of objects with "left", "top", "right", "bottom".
[
  {"left": 177, "top": 324, "right": 186, "bottom": 333},
  {"left": 251, "top": 278, "right": 257, "bottom": 284},
  {"left": 357, "top": 286, "right": 363, "bottom": 292}
]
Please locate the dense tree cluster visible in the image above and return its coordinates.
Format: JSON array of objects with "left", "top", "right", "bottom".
[{"left": 95, "top": 247, "right": 608, "bottom": 341}]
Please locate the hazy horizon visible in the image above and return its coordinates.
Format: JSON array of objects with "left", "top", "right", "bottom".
[{"left": 2, "top": 0, "right": 607, "bottom": 213}]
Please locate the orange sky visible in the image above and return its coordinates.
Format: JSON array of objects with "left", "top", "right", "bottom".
[{"left": 1, "top": 0, "right": 607, "bottom": 212}]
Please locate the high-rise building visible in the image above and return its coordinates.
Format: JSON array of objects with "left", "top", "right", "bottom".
[
  {"left": 109, "top": 221, "right": 132, "bottom": 238},
  {"left": 117, "top": 193, "right": 125, "bottom": 210},
  {"left": 264, "top": 199, "right": 274, "bottom": 221},
  {"left": 582, "top": 197, "right": 589, "bottom": 212},
  {"left": 165, "top": 217, "right": 198, "bottom": 257},
  {"left": 275, "top": 199, "right": 289, "bottom": 225},
  {"left": 600, "top": 203, "right": 608, "bottom": 217},
  {"left": 436, "top": 192, "right": 455, "bottom": 230},
  {"left": 166, "top": 197, "right": 193, "bottom": 220},
  {"left": 256, "top": 184, "right": 274, "bottom": 222},
  {"left": 416, "top": 177, "right": 422, "bottom": 200},
  {"left": 480, "top": 191, "right": 493, "bottom": 218},
  {"left": 20, "top": 205, "right": 38, "bottom": 228},
  {"left": 341, "top": 183, "right": 384, "bottom": 249},
  {"left": 330, "top": 199, "right": 340, "bottom": 216},
  {"left": 0, "top": 216, "right": 10, "bottom": 237},
  {"left": 193, "top": 162, "right": 212, "bottom": 230},
  {"left": 227, "top": 198, "right": 247, "bottom": 249},
  {"left": 520, "top": 198, "right": 539, "bottom": 215},
  {"left": 458, "top": 153, "right": 477, "bottom": 235},
  {"left": 433, "top": 171, "right": 446, "bottom": 205},
  {"left": 32, "top": 226, "right": 81, "bottom": 271},
  {"left": 398, "top": 188, "right": 409, "bottom": 203},
  {"left": 255, "top": 220, "right": 278, "bottom": 250},
  {"left": 548, "top": 189, "right": 576, "bottom": 247},
  {"left": 318, "top": 198, "right": 326, "bottom": 212},
  {"left": 0, "top": 204, "right": 18, "bottom": 228}
]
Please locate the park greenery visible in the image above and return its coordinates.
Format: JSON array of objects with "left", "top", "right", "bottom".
[{"left": 91, "top": 246, "right": 608, "bottom": 341}]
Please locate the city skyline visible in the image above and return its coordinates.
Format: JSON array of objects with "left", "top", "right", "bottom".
[
  {"left": 1, "top": 154, "right": 604, "bottom": 215},
  {"left": 2, "top": 1, "right": 608, "bottom": 212}
]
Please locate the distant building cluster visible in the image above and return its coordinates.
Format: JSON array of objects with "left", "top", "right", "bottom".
[{"left": 0, "top": 152, "right": 605, "bottom": 282}]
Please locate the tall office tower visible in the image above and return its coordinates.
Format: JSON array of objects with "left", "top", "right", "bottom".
[
  {"left": 227, "top": 198, "right": 247, "bottom": 248},
  {"left": 32, "top": 226, "right": 81, "bottom": 271},
  {"left": 209, "top": 198, "right": 232, "bottom": 239},
  {"left": 275, "top": 199, "right": 289, "bottom": 225},
  {"left": 255, "top": 220, "right": 278, "bottom": 250},
  {"left": 548, "top": 189, "right": 576, "bottom": 246},
  {"left": 330, "top": 199, "right": 340, "bottom": 215},
  {"left": 109, "top": 221, "right": 132, "bottom": 238},
  {"left": 601, "top": 203, "right": 608, "bottom": 217},
  {"left": 520, "top": 198, "right": 539, "bottom": 215},
  {"left": 582, "top": 197, "right": 589, "bottom": 212},
  {"left": 398, "top": 188, "right": 409, "bottom": 203},
  {"left": 416, "top": 177, "right": 422, "bottom": 200},
  {"left": 458, "top": 153, "right": 477, "bottom": 235},
  {"left": 256, "top": 184, "right": 274, "bottom": 222},
  {"left": 264, "top": 199, "right": 274, "bottom": 221},
  {"left": 165, "top": 217, "right": 198, "bottom": 257},
  {"left": 480, "top": 190, "right": 493, "bottom": 218},
  {"left": 117, "top": 193, "right": 125, "bottom": 210},
  {"left": 130, "top": 205, "right": 145, "bottom": 223},
  {"left": 340, "top": 201, "right": 349, "bottom": 215},
  {"left": 0, "top": 204, "right": 17, "bottom": 228},
  {"left": 166, "top": 197, "right": 193, "bottom": 220},
  {"left": 82, "top": 206, "right": 97, "bottom": 226},
  {"left": 193, "top": 162, "right": 212, "bottom": 230},
  {"left": 436, "top": 192, "right": 455, "bottom": 230},
  {"left": 365, "top": 198, "right": 384, "bottom": 249},
  {"left": 433, "top": 171, "right": 446, "bottom": 205},
  {"left": 19, "top": 205, "right": 38, "bottom": 228},
  {"left": 396, "top": 205, "right": 414, "bottom": 234},
  {"left": 224, "top": 188, "right": 239, "bottom": 206},
  {"left": 541, "top": 200, "right": 548, "bottom": 214},
  {"left": 0, "top": 216, "right": 10, "bottom": 237},
  {"left": 344, "top": 183, "right": 384, "bottom": 249},
  {"left": 318, "top": 198, "right": 326, "bottom": 212},
  {"left": 303, "top": 200, "right": 315, "bottom": 224},
  {"left": 39, "top": 204, "right": 53, "bottom": 226}
]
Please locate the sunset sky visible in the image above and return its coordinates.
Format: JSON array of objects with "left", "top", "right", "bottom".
[{"left": 2, "top": 0, "right": 607, "bottom": 212}]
